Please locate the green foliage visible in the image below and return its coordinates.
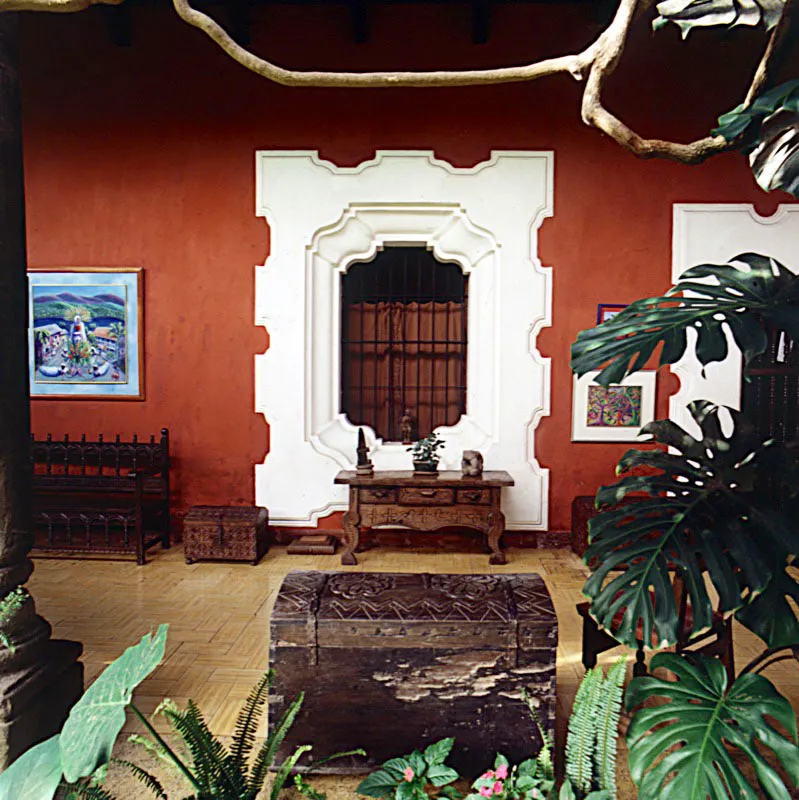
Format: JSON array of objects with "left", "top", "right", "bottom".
[
  {"left": 571, "top": 253, "right": 799, "bottom": 387},
  {"left": 465, "top": 752, "right": 555, "bottom": 800},
  {"left": 626, "top": 653, "right": 799, "bottom": 799},
  {"left": 583, "top": 401, "right": 799, "bottom": 650},
  {"left": 714, "top": 80, "right": 799, "bottom": 150},
  {"left": 652, "top": 0, "right": 784, "bottom": 37},
  {"left": 0, "top": 586, "right": 27, "bottom": 652},
  {"left": 407, "top": 433, "right": 446, "bottom": 464},
  {"left": 0, "top": 734, "right": 63, "bottom": 800},
  {"left": 562, "top": 660, "right": 625, "bottom": 800},
  {"left": 67, "top": 338, "right": 93, "bottom": 366},
  {"left": 357, "top": 738, "right": 459, "bottom": 799},
  {"left": 61, "top": 625, "right": 169, "bottom": 783}
]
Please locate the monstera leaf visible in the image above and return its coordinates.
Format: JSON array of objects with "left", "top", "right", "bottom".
[
  {"left": 571, "top": 253, "right": 799, "bottom": 387},
  {"left": 750, "top": 108, "right": 799, "bottom": 197},
  {"left": 626, "top": 653, "right": 799, "bottom": 799},
  {"left": 714, "top": 79, "right": 799, "bottom": 148},
  {"left": 61, "top": 624, "right": 168, "bottom": 782},
  {"left": 583, "top": 401, "right": 798, "bottom": 649},
  {"left": 653, "top": 0, "right": 784, "bottom": 36},
  {"left": 736, "top": 560, "right": 799, "bottom": 648}
]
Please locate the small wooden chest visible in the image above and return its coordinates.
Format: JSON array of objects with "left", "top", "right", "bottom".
[
  {"left": 183, "top": 506, "right": 268, "bottom": 564},
  {"left": 269, "top": 571, "right": 557, "bottom": 777}
]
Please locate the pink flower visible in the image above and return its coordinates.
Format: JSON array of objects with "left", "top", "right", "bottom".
[
  {"left": 493, "top": 781, "right": 504, "bottom": 794},
  {"left": 481, "top": 770, "right": 495, "bottom": 780},
  {"left": 495, "top": 764, "right": 509, "bottom": 780},
  {"left": 479, "top": 788, "right": 494, "bottom": 798},
  {"left": 403, "top": 767, "right": 414, "bottom": 782}
]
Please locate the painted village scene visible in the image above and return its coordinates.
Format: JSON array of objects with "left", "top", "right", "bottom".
[{"left": 32, "top": 285, "right": 127, "bottom": 385}]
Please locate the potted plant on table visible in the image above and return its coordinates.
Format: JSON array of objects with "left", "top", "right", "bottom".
[{"left": 408, "top": 433, "right": 445, "bottom": 473}]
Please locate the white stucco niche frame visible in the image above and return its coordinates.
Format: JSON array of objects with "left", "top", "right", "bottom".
[
  {"left": 255, "top": 150, "right": 553, "bottom": 529},
  {"left": 670, "top": 203, "right": 799, "bottom": 434}
]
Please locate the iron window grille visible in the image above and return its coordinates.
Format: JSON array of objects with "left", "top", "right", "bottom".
[{"left": 340, "top": 246, "right": 468, "bottom": 442}]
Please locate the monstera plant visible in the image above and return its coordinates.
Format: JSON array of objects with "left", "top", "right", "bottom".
[{"left": 570, "top": 252, "right": 799, "bottom": 798}]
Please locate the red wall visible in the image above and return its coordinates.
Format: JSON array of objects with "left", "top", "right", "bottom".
[{"left": 20, "top": 4, "right": 794, "bottom": 530}]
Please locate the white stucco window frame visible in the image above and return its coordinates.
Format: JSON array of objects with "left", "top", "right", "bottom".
[{"left": 254, "top": 150, "right": 553, "bottom": 529}]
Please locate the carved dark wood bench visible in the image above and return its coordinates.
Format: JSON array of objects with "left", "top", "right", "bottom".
[
  {"left": 31, "top": 429, "right": 171, "bottom": 565},
  {"left": 269, "top": 570, "right": 557, "bottom": 777}
]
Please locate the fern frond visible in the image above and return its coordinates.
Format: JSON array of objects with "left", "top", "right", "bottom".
[
  {"left": 164, "top": 700, "right": 228, "bottom": 793},
  {"left": 269, "top": 744, "right": 312, "bottom": 800},
  {"left": 110, "top": 758, "right": 168, "bottom": 799},
  {"left": 594, "top": 657, "right": 626, "bottom": 799},
  {"left": 522, "top": 688, "right": 554, "bottom": 782},
  {"left": 565, "top": 667, "right": 602, "bottom": 795},
  {"left": 64, "top": 778, "right": 117, "bottom": 800},
  {"left": 248, "top": 691, "right": 305, "bottom": 795},
  {"left": 231, "top": 670, "right": 272, "bottom": 769}
]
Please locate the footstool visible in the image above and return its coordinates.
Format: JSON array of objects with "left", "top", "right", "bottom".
[{"left": 269, "top": 570, "right": 557, "bottom": 777}]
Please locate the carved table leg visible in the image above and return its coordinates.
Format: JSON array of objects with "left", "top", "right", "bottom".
[
  {"left": 341, "top": 510, "right": 360, "bottom": 566},
  {"left": 487, "top": 510, "right": 507, "bottom": 565}
]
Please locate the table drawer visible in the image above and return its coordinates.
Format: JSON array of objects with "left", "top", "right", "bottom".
[
  {"left": 359, "top": 487, "right": 397, "bottom": 504},
  {"left": 398, "top": 487, "right": 454, "bottom": 505},
  {"left": 456, "top": 488, "right": 491, "bottom": 505}
]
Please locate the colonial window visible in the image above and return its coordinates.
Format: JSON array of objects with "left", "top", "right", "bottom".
[
  {"left": 340, "top": 246, "right": 468, "bottom": 442},
  {"left": 741, "top": 324, "right": 799, "bottom": 505}
]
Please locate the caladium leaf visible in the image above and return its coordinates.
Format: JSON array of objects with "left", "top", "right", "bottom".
[
  {"left": 584, "top": 401, "right": 798, "bottom": 649},
  {"left": 626, "top": 653, "right": 799, "bottom": 799},
  {"left": 60, "top": 624, "right": 168, "bottom": 783},
  {"left": 571, "top": 252, "right": 799, "bottom": 387},
  {"left": 0, "top": 734, "right": 62, "bottom": 800},
  {"left": 653, "top": 0, "right": 784, "bottom": 36},
  {"left": 750, "top": 108, "right": 799, "bottom": 197}
]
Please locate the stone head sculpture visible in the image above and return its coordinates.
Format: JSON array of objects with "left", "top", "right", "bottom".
[{"left": 461, "top": 450, "right": 483, "bottom": 477}]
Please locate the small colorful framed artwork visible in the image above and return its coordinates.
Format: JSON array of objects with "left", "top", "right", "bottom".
[
  {"left": 596, "top": 303, "right": 627, "bottom": 324},
  {"left": 28, "top": 268, "right": 144, "bottom": 399},
  {"left": 571, "top": 370, "right": 656, "bottom": 442}
]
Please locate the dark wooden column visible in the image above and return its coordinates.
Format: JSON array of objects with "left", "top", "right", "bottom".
[{"left": 0, "top": 12, "right": 82, "bottom": 767}]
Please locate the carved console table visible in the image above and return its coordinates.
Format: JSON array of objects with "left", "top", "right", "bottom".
[{"left": 334, "top": 470, "right": 514, "bottom": 566}]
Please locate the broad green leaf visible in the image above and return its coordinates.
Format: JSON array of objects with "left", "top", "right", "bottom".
[
  {"left": 423, "top": 737, "right": 454, "bottom": 766},
  {"left": 408, "top": 750, "right": 426, "bottom": 778},
  {"left": 493, "top": 752, "right": 509, "bottom": 770},
  {"left": 0, "top": 734, "right": 62, "bottom": 800},
  {"left": 653, "top": 0, "right": 784, "bottom": 36},
  {"left": 382, "top": 758, "right": 412, "bottom": 781},
  {"left": 627, "top": 653, "right": 799, "bottom": 799},
  {"left": 396, "top": 779, "right": 416, "bottom": 800},
  {"left": 584, "top": 402, "right": 798, "bottom": 649},
  {"left": 356, "top": 769, "right": 399, "bottom": 798},
  {"left": 427, "top": 765, "right": 459, "bottom": 787},
  {"left": 571, "top": 253, "right": 799, "bottom": 387},
  {"left": 714, "top": 80, "right": 799, "bottom": 152},
  {"left": 61, "top": 624, "right": 168, "bottom": 783},
  {"left": 750, "top": 108, "right": 799, "bottom": 198},
  {"left": 736, "top": 563, "right": 799, "bottom": 648},
  {"left": 560, "top": 779, "right": 577, "bottom": 800}
]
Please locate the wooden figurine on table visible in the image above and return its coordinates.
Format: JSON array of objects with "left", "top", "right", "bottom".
[
  {"left": 356, "top": 427, "right": 374, "bottom": 476},
  {"left": 400, "top": 409, "right": 415, "bottom": 445}
]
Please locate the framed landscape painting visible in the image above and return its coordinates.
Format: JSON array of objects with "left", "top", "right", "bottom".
[
  {"left": 571, "top": 370, "right": 656, "bottom": 442},
  {"left": 28, "top": 268, "right": 144, "bottom": 399}
]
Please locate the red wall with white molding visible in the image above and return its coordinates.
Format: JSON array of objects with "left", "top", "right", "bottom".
[{"left": 20, "top": 4, "right": 794, "bottom": 531}]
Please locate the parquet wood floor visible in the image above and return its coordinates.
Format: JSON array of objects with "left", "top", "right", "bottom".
[{"left": 27, "top": 544, "right": 799, "bottom": 798}]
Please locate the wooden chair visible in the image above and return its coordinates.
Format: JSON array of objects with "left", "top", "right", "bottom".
[{"left": 576, "top": 572, "right": 734, "bottom": 680}]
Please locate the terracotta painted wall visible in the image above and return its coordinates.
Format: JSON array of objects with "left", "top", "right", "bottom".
[{"left": 20, "top": 5, "right": 795, "bottom": 530}]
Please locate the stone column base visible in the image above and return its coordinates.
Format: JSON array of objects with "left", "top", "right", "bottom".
[{"left": 0, "top": 638, "right": 83, "bottom": 767}]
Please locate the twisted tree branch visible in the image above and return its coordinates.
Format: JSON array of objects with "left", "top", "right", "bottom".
[
  {"left": 0, "top": 0, "right": 121, "bottom": 10},
  {"left": 745, "top": 0, "right": 799, "bottom": 105}
]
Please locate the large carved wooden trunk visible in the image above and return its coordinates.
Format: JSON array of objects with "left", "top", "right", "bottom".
[{"left": 269, "top": 571, "right": 557, "bottom": 777}]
